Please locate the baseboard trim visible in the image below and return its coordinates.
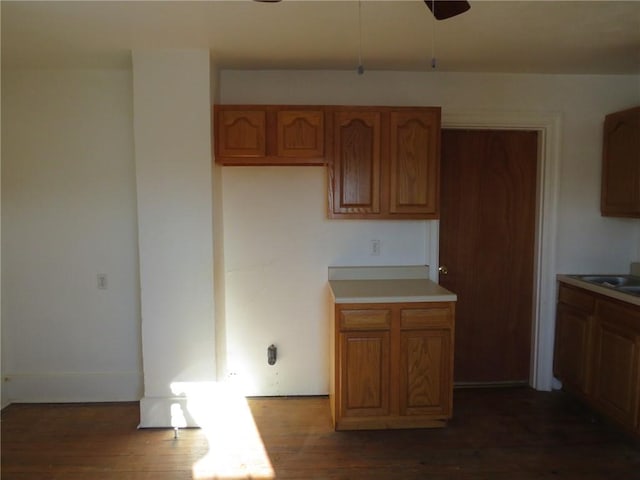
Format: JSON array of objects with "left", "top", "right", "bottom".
[
  {"left": 139, "top": 396, "right": 199, "bottom": 428},
  {"left": 3, "top": 371, "right": 143, "bottom": 403}
]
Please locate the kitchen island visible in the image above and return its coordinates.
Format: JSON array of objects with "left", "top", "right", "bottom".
[{"left": 328, "top": 266, "right": 457, "bottom": 430}]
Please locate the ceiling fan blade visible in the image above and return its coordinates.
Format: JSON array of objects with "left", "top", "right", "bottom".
[{"left": 424, "top": 0, "right": 470, "bottom": 20}]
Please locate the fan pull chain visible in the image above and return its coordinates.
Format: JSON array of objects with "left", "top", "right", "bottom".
[
  {"left": 357, "top": 0, "right": 364, "bottom": 75},
  {"left": 431, "top": 0, "right": 437, "bottom": 69}
]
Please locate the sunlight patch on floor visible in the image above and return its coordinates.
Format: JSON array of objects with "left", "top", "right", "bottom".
[{"left": 171, "top": 381, "right": 275, "bottom": 480}]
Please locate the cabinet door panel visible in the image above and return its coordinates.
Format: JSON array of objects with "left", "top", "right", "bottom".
[
  {"left": 331, "top": 112, "right": 381, "bottom": 215},
  {"left": 593, "top": 320, "right": 640, "bottom": 428},
  {"left": 341, "top": 332, "right": 390, "bottom": 417},
  {"left": 276, "top": 110, "right": 324, "bottom": 158},
  {"left": 602, "top": 107, "right": 640, "bottom": 217},
  {"left": 389, "top": 111, "right": 439, "bottom": 215},
  {"left": 399, "top": 329, "right": 452, "bottom": 417},
  {"left": 217, "top": 110, "right": 266, "bottom": 157},
  {"left": 553, "top": 304, "right": 592, "bottom": 395}
]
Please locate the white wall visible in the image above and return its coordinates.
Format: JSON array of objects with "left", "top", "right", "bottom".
[
  {"left": 1, "top": 66, "right": 638, "bottom": 406},
  {"left": 219, "top": 70, "right": 640, "bottom": 395},
  {"left": 132, "top": 50, "right": 216, "bottom": 427},
  {"left": 1, "top": 68, "right": 141, "bottom": 404},
  {"left": 221, "top": 167, "right": 427, "bottom": 395}
]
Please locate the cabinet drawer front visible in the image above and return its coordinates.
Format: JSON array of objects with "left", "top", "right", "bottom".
[
  {"left": 340, "top": 309, "right": 391, "bottom": 331},
  {"left": 558, "top": 284, "right": 595, "bottom": 312},
  {"left": 400, "top": 306, "right": 452, "bottom": 329},
  {"left": 597, "top": 299, "right": 640, "bottom": 331}
]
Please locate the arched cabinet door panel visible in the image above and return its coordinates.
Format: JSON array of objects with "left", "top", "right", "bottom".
[{"left": 214, "top": 105, "right": 325, "bottom": 165}]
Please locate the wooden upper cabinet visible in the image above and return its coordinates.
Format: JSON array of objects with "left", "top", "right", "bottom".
[
  {"left": 216, "top": 110, "right": 266, "bottom": 158},
  {"left": 214, "top": 105, "right": 325, "bottom": 165},
  {"left": 601, "top": 106, "right": 640, "bottom": 217},
  {"left": 276, "top": 110, "right": 324, "bottom": 158},
  {"left": 214, "top": 104, "right": 441, "bottom": 219},
  {"left": 328, "top": 106, "right": 441, "bottom": 220},
  {"left": 330, "top": 111, "right": 382, "bottom": 215},
  {"left": 389, "top": 110, "right": 440, "bottom": 216}
]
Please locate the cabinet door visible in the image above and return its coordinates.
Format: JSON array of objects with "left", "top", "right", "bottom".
[
  {"left": 398, "top": 305, "right": 453, "bottom": 417},
  {"left": 592, "top": 300, "right": 640, "bottom": 429},
  {"left": 330, "top": 111, "right": 382, "bottom": 216},
  {"left": 399, "top": 329, "right": 452, "bottom": 416},
  {"left": 340, "top": 331, "right": 390, "bottom": 417},
  {"left": 389, "top": 110, "right": 440, "bottom": 217},
  {"left": 601, "top": 107, "right": 640, "bottom": 217},
  {"left": 216, "top": 110, "right": 266, "bottom": 158},
  {"left": 276, "top": 110, "right": 324, "bottom": 158},
  {"left": 553, "top": 303, "right": 593, "bottom": 395}
]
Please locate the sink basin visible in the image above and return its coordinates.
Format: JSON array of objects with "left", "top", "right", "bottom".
[
  {"left": 578, "top": 275, "right": 640, "bottom": 287},
  {"left": 618, "top": 285, "right": 640, "bottom": 296},
  {"left": 571, "top": 274, "right": 640, "bottom": 297}
]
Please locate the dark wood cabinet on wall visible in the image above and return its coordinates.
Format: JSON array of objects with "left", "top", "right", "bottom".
[
  {"left": 601, "top": 106, "right": 640, "bottom": 217},
  {"left": 327, "top": 107, "right": 441, "bottom": 220},
  {"left": 214, "top": 105, "right": 325, "bottom": 165}
]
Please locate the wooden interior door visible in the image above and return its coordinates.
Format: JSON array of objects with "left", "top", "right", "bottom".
[{"left": 439, "top": 129, "right": 538, "bottom": 384}]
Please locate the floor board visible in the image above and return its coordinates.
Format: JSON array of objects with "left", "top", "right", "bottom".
[{"left": 2, "top": 387, "right": 639, "bottom": 479}]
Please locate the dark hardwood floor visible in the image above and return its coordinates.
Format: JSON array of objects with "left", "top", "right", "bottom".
[{"left": 2, "top": 387, "right": 639, "bottom": 479}]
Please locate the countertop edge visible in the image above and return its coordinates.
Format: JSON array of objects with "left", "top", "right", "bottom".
[
  {"left": 557, "top": 274, "right": 640, "bottom": 307},
  {"left": 332, "top": 294, "right": 457, "bottom": 304},
  {"left": 329, "top": 278, "right": 457, "bottom": 304}
]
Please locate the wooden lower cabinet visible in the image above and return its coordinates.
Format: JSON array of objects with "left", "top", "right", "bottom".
[
  {"left": 554, "top": 282, "right": 640, "bottom": 435},
  {"left": 553, "top": 296, "right": 594, "bottom": 397},
  {"left": 330, "top": 302, "right": 455, "bottom": 430},
  {"left": 591, "top": 299, "right": 640, "bottom": 430}
]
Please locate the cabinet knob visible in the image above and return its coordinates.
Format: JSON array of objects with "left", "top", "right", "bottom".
[{"left": 438, "top": 265, "right": 449, "bottom": 275}]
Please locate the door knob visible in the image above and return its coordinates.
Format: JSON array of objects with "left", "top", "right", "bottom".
[{"left": 438, "top": 265, "right": 449, "bottom": 275}]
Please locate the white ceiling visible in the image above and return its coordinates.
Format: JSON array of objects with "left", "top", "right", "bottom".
[{"left": 2, "top": 0, "right": 640, "bottom": 74}]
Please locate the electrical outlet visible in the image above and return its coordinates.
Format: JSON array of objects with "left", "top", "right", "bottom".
[
  {"left": 370, "top": 239, "right": 381, "bottom": 256},
  {"left": 97, "top": 273, "right": 108, "bottom": 290}
]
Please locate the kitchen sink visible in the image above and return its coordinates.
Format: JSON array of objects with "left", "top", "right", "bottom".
[
  {"left": 578, "top": 275, "right": 640, "bottom": 287},
  {"left": 618, "top": 285, "right": 640, "bottom": 295},
  {"left": 571, "top": 274, "right": 640, "bottom": 297}
]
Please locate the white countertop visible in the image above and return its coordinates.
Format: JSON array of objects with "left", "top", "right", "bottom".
[
  {"left": 557, "top": 274, "right": 640, "bottom": 307},
  {"left": 328, "top": 266, "right": 457, "bottom": 304}
]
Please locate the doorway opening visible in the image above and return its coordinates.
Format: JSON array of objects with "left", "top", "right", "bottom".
[{"left": 430, "top": 110, "right": 562, "bottom": 391}]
